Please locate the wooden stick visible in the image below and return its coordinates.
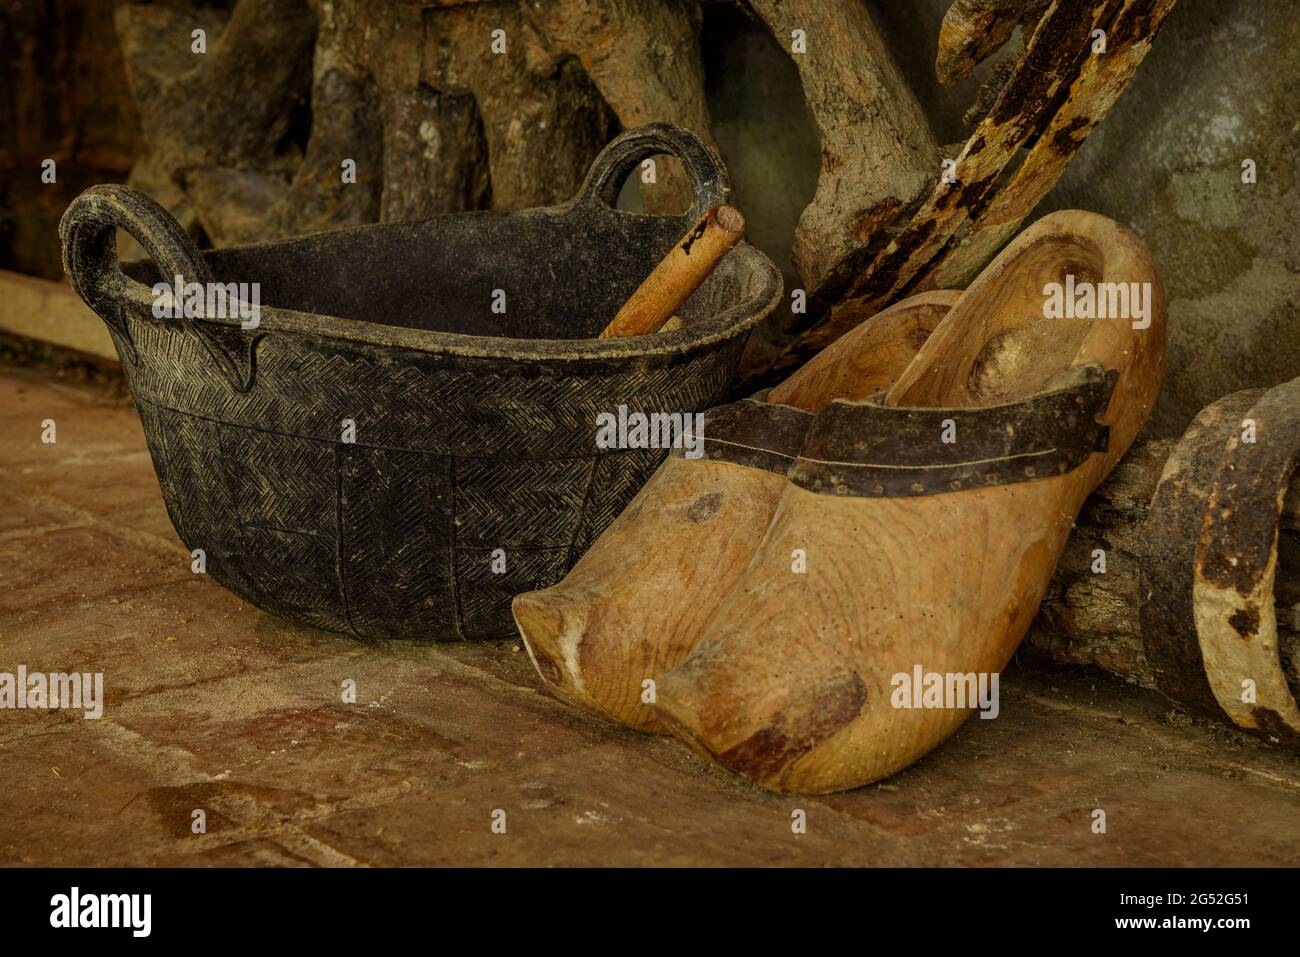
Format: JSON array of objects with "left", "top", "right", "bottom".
[{"left": 598, "top": 203, "right": 745, "bottom": 339}]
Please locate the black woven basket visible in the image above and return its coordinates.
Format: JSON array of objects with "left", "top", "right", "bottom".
[{"left": 60, "top": 124, "right": 782, "bottom": 641}]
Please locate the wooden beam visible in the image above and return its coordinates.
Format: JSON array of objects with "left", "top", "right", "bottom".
[{"left": 0, "top": 269, "right": 117, "bottom": 364}]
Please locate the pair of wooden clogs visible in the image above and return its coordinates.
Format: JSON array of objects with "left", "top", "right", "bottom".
[{"left": 513, "top": 210, "right": 1167, "bottom": 794}]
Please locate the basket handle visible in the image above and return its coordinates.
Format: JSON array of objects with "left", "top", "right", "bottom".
[
  {"left": 59, "top": 185, "right": 254, "bottom": 390},
  {"left": 575, "top": 123, "right": 731, "bottom": 221}
]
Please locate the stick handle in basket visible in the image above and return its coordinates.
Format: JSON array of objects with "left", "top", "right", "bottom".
[{"left": 598, "top": 203, "right": 745, "bottom": 339}]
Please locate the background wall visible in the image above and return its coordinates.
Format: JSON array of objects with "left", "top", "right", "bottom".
[{"left": 2, "top": 0, "right": 1296, "bottom": 433}]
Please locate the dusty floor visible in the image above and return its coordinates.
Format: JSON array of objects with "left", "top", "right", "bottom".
[{"left": 1, "top": 364, "right": 1297, "bottom": 867}]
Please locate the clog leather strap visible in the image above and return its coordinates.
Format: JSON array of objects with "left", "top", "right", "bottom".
[
  {"left": 685, "top": 364, "right": 1117, "bottom": 497},
  {"left": 687, "top": 390, "right": 815, "bottom": 475},
  {"left": 790, "top": 364, "right": 1116, "bottom": 497}
]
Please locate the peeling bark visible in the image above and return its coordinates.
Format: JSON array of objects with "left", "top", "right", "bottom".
[
  {"left": 936, "top": 0, "right": 1047, "bottom": 86},
  {"left": 751, "top": 0, "right": 1177, "bottom": 392}
]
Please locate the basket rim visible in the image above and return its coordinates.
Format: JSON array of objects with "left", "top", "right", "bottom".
[{"left": 126, "top": 219, "right": 784, "bottom": 365}]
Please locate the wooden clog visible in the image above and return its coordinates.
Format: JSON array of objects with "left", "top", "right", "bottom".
[
  {"left": 654, "top": 210, "right": 1167, "bottom": 792},
  {"left": 513, "top": 291, "right": 959, "bottom": 732}
]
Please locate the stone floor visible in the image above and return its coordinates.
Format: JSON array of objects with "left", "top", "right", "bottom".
[{"left": 1, "top": 363, "right": 1298, "bottom": 867}]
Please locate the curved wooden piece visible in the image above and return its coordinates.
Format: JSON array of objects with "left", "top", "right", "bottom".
[
  {"left": 768, "top": 290, "right": 958, "bottom": 411},
  {"left": 935, "top": 0, "right": 1045, "bottom": 86},
  {"left": 1139, "top": 389, "right": 1266, "bottom": 714},
  {"left": 1193, "top": 378, "right": 1300, "bottom": 743}
]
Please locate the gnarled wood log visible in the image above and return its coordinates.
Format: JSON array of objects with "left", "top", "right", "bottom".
[
  {"left": 114, "top": 0, "right": 317, "bottom": 249},
  {"left": 116, "top": 0, "right": 620, "bottom": 245},
  {"left": 747, "top": 0, "right": 1178, "bottom": 391},
  {"left": 115, "top": 0, "right": 315, "bottom": 178},
  {"left": 519, "top": 0, "right": 714, "bottom": 214},
  {"left": 746, "top": 0, "right": 938, "bottom": 299},
  {"left": 936, "top": 0, "right": 1048, "bottom": 86},
  {"left": 421, "top": 1, "right": 616, "bottom": 211}
]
